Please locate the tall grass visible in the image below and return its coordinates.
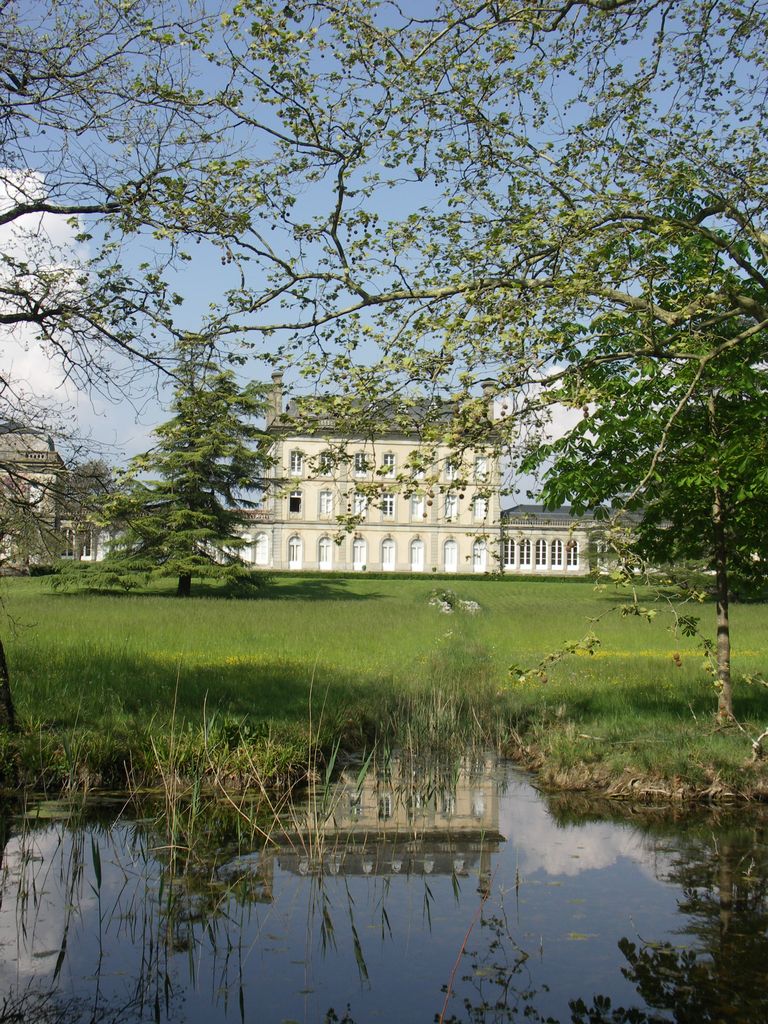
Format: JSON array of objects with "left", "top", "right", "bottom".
[{"left": 3, "top": 574, "right": 768, "bottom": 795}]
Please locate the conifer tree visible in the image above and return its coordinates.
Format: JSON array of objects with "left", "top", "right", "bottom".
[{"left": 94, "top": 338, "right": 268, "bottom": 596}]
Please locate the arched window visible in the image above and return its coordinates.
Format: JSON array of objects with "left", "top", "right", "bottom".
[
  {"left": 410, "top": 538, "right": 425, "bottom": 572},
  {"left": 519, "top": 538, "right": 532, "bottom": 566},
  {"left": 535, "top": 538, "right": 547, "bottom": 567},
  {"left": 381, "top": 538, "right": 396, "bottom": 571},
  {"left": 472, "top": 538, "right": 487, "bottom": 573},
  {"left": 551, "top": 539, "right": 563, "bottom": 568},
  {"left": 254, "top": 532, "right": 269, "bottom": 566},
  {"left": 566, "top": 540, "right": 579, "bottom": 569},
  {"left": 318, "top": 536, "right": 332, "bottom": 570},
  {"left": 287, "top": 535, "right": 302, "bottom": 570},
  {"left": 443, "top": 539, "right": 458, "bottom": 573},
  {"left": 352, "top": 537, "right": 367, "bottom": 571},
  {"left": 502, "top": 538, "right": 515, "bottom": 567}
]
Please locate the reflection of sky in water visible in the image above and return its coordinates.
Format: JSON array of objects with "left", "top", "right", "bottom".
[
  {"left": 0, "top": 768, "right": 761, "bottom": 1024},
  {"left": 498, "top": 775, "right": 671, "bottom": 880}
]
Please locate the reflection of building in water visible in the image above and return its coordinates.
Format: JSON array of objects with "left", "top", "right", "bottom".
[
  {"left": 277, "top": 756, "right": 502, "bottom": 881},
  {"left": 333, "top": 755, "right": 500, "bottom": 835}
]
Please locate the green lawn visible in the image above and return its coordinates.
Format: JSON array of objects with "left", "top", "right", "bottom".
[{"left": 3, "top": 573, "right": 768, "bottom": 796}]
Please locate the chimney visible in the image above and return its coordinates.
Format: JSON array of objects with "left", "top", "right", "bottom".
[
  {"left": 267, "top": 371, "right": 283, "bottom": 428},
  {"left": 482, "top": 382, "right": 495, "bottom": 421}
]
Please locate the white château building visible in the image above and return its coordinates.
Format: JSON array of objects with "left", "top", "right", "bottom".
[{"left": 239, "top": 374, "right": 592, "bottom": 575}]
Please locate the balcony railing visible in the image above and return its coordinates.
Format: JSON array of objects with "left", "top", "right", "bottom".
[{"left": 240, "top": 508, "right": 273, "bottom": 523}]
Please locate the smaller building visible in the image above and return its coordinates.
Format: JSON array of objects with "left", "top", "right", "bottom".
[
  {"left": 499, "top": 504, "right": 595, "bottom": 576},
  {"left": 0, "top": 425, "right": 64, "bottom": 568}
]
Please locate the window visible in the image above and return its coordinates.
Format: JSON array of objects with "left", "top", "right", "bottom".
[
  {"left": 473, "top": 538, "right": 487, "bottom": 573},
  {"left": 318, "top": 536, "right": 333, "bottom": 570},
  {"left": 381, "top": 491, "right": 395, "bottom": 517},
  {"left": 519, "top": 538, "right": 532, "bottom": 566},
  {"left": 287, "top": 535, "right": 302, "bottom": 569},
  {"left": 353, "top": 451, "right": 369, "bottom": 476},
  {"left": 444, "top": 493, "right": 458, "bottom": 520},
  {"left": 289, "top": 450, "right": 303, "bottom": 475},
  {"left": 410, "top": 493, "right": 425, "bottom": 519},
  {"left": 474, "top": 456, "right": 489, "bottom": 481},
  {"left": 566, "top": 540, "right": 579, "bottom": 568},
  {"left": 473, "top": 495, "right": 488, "bottom": 520},
  {"left": 319, "top": 490, "right": 333, "bottom": 516},
  {"left": 410, "top": 538, "right": 425, "bottom": 572},
  {"left": 318, "top": 450, "right": 334, "bottom": 475},
  {"left": 502, "top": 538, "right": 515, "bottom": 567},
  {"left": 444, "top": 539, "right": 458, "bottom": 573},
  {"left": 353, "top": 491, "right": 368, "bottom": 517},
  {"left": 535, "top": 538, "right": 547, "bottom": 567},
  {"left": 254, "top": 532, "right": 269, "bottom": 565},
  {"left": 551, "top": 539, "right": 563, "bottom": 567},
  {"left": 381, "top": 538, "right": 396, "bottom": 571},
  {"left": 63, "top": 528, "right": 75, "bottom": 558},
  {"left": 289, "top": 490, "right": 302, "bottom": 514},
  {"left": 81, "top": 530, "right": 93, "bottom": 558},
  {"left": 352, "top": 537, "right": 367, "bottom": 571},
  {"left": 382, "top": 452, "right": 395, "bottom": 478},
  {"left": 445, "top": 460, "right": 457, "bottom": 481}
]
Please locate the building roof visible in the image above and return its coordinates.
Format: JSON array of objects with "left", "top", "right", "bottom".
[
  {"left": 501, "top": 503, "right": 596, "bottom": 525},
  {"left": 267, "top": 374, "right": 498, "bottom": 443}
]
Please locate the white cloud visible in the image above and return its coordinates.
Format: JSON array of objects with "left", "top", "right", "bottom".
[{"left": 498, "top": 778, "right": 672, "bottom": 880}]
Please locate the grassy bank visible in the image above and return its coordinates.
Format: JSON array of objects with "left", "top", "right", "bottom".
[{"left": 2, "top": 573, "right": 768, "bottom": 799}]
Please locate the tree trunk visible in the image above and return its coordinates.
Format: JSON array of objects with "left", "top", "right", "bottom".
[
  {"left": 712, "top": 484, "right": 733, "bottom": 720},
  {"left": 0, "top": 636, "right": 17, "bottom": 733},
  {"left": 177, "top": 572, "right": 192, "bottom": 597}
]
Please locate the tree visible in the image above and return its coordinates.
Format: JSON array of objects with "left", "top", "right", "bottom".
[
  {"left": 161, "top": 2, "right": 764, "bottom": 400},
  {"left": 87, "top": 338, "right": 268, "bottom": 596},
  {"left": 520, "top": 231, "right": 768, "bottom": 719}
]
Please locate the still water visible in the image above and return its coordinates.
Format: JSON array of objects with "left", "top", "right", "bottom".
[{"left": 1, "top": 759, "right": 766, "bottom": 1023}]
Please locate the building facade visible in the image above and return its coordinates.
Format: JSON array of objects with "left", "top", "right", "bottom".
[
  {"left": 0, "top": 425, "right": 64, "bottom": 568},
  {"left": 239, "top": 375, "right": 593, "bottom": 575}
]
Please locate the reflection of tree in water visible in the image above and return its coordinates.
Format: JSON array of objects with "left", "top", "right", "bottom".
[
  {"left": 550, "top": 798, "right": 768, "bottom": 1024},
  {"left": 600, "top": 822, "right": 768, "bottom": 1024}
]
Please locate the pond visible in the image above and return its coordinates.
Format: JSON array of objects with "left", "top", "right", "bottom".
[{"left": 1, "top": 758, "right": 767, "bottom": 1023}]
